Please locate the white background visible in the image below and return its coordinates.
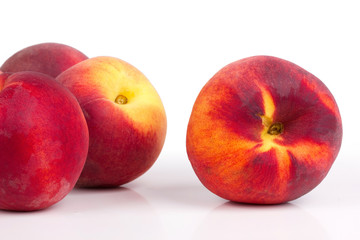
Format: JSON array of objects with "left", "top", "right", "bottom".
[{"left": 1, "top": 0, "right": 359, "bottom": 239}]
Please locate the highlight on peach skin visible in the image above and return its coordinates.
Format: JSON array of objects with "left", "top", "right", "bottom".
[
  {"left": 186, "top": 56, "right": 342, "bottom": 204},
  {"left": 0, "top": 71, "right": 89, "bottom": 211},
  {"left": 56, "top": 56, "right": 167, "bottom": 188},
  {"left": 0, "top": 42, "right": 88, "bottom": 78}
]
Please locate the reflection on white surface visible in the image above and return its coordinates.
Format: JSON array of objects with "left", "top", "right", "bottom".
[
  {"left": 0, "top": 187, "right": 162, "bottom": 240},
  {"left": 0, "top": 156, "right": 359, "bottom": 240},
  {"left": 194, "top": 202, "right": 328, "bottom": 240}
]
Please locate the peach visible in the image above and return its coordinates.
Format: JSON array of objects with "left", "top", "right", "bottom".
[
  {"left": 186, "top": 56, "right": 342, "bottom": 204},
  {"left": 1, "top": 42, "right": 87, "bottom": 78},
  {"left": 56, "top": 56, "right": 166, "bottom": 187},
  {"left": 0, "top": 71, "right": 89, "bottom": 211}
]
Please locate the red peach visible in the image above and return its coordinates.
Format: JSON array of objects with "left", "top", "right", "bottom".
[
  {"left": 186, "top": 56, "right": 342, "bottom": 204},
  {"left": 0, "top": 71, "right": 89, "bottom": 211},
  {"left": 1, "top": 43, "right": 87, "bottom": 78},
  {"left": 56, "top": 56, "right": 167, "bottom": 187}
]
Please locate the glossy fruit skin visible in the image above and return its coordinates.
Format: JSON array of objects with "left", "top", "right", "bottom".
[
  {"left": 186, "top": 56, "right": 342, "bottom": 204},
  {"left": 1, "top": 42, "right": 88, "bottom": 78},
  {"left": 0, "top": 71, "right": 89, "bottom": 211},
  {"left": 56, "top": 56, "right": 167, "bottom": 187}
]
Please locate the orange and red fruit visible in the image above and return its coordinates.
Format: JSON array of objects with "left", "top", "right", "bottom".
[
  {"left": 56, "top": 56, "right": 167, "bottom": 187},
  {"left": 186, "top": 56, "right": 342, "bottom": 204}
]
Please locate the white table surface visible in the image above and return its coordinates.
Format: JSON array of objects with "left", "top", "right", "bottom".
[{"left": 1, "top": 152, "right": 358, "bottom": 240}]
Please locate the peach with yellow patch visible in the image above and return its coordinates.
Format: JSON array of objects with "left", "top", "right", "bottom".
[
  {"left": 186, "top": 56, "right": 342, "bottom": 204},
  {"left": 56, "top": 56, "right": 167, "bottom": 187}
]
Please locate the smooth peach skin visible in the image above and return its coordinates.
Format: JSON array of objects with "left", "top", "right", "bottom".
[
  {"left": 1, "top": 43, "right": 88, "bottom": 78},
  {"left": 186, "top": 56, "right": 342, "bottom": 204},
  {"left": 0, "top": 71, "right": 89, "bottom": 211},
  {"left": 56, "top": 56, "right": 167, "bottom": 187}
]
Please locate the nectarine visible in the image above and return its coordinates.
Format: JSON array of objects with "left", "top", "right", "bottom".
[
  {"left": 1, "top": 42, "right": 87, "bottom": 78},
  {"left": 0, "top": 71, "right": 89, "bottom": 211},
  {"left": 56, "top": 56, "right": 167, "bottom": 187},
  {"left": 186, "top": 56, "right": 342, "bottom": 204}
]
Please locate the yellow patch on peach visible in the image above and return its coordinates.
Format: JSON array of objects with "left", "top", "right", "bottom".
[
  {"left": 258, "top": 84, "right": 276, "bottom": 119},
  {"left": 188, "top": 108, "right": 258, "bottom": 167},
  {"left": 287, "top": 140, "right": 332, "bottom": 169},
  {"left": 271, "top": 146, "right": 291, "bottom": 196},
  {"left": 257, "top": 84, "right": 283, "bottom": 149},
  {"left": 187, "top": 87, "right": 259, "bottom": 186},
  {"left": 255, "top": 84, "right": 291, "bottom": 194},
  {"left": 61, "top": 56, "right": 166, "bottom": 132},
  {"left": 256, "top": 133, "right": 290, "bottom": 196}
]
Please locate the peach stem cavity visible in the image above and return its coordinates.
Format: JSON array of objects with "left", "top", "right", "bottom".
[{"left": 115, "top": 95, "right": 128, "bottom": 104}]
